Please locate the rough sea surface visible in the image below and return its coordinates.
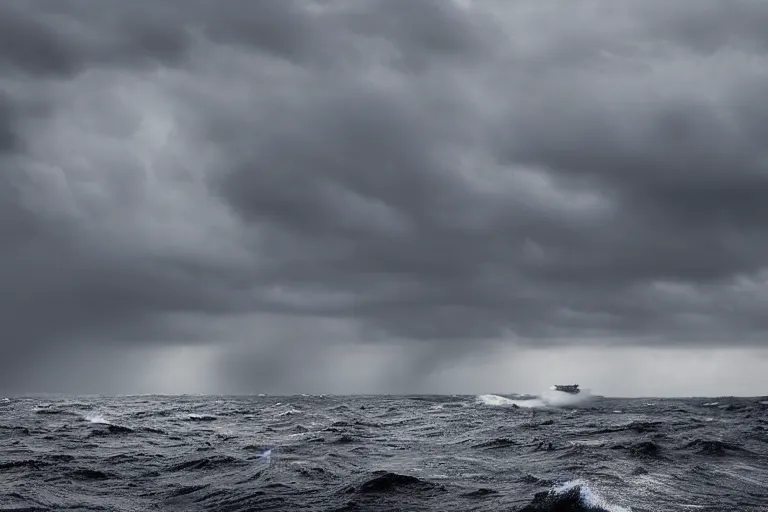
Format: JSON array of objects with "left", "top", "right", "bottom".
[{"left": 1, "top": 392, "right": 767, "bottom": 511}]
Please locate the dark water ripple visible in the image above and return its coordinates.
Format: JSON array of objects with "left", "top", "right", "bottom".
[{"left": 1, "top": 394, "right": 767, "bottom": 511}]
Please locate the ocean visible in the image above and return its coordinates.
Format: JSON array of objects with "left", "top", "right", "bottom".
[{"left": 1, "top": 392, "right": 766, "bottom": 511}]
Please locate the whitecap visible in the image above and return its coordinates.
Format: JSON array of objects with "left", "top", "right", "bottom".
[
  {"left": 84, "top": 413, "right": 110, "bottom": 425},
  {"left": 477, "top": 394, "right": 542, "bottom": 408},
  {"left": 554, "top": 479, "right": 632, "bottom": 512},
  {"left": 478, "top": 389, "right": 593, "bottom": 409},
  {"left": 187, "top": 413, "right": 217, "bottom": 421}
]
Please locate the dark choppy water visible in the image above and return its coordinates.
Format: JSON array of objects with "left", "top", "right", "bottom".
[{"left": 1, "top": 392, "right": 767, "bottom": 511}]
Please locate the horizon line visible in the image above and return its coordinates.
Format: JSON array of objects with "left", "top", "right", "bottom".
[{"left": 4, "top": 392, "right": 767, "bottom": 399}]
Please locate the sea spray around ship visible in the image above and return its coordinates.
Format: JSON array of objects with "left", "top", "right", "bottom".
[{"left": 478, "top": 387, "right": 593, "bottom": 408}]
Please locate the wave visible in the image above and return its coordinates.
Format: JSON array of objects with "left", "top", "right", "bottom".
[
  {"left": 478, "top": 389, "right": 593, "bottom": 409},
  {"left": 81, "top": 413, "right": 136, "bottom": 435},
  {"left": 84, "top": 413, "right": 110, "bottom": 424},
  {"left": 549, "top": 480, "right": 631, "bottom": 512},
  {"left": 519, "top": 480, "right": 631, "bottom": 511},
  {"left": 186, "top": 413, "right": 217, "bottom": 421},
  {"left": 6, "top": 394, "right": 766, "bottom": 511},
  {"left": 477, "top": 394, "right": 532, "bottom": 407}
]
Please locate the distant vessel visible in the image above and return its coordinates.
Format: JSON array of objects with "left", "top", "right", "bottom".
[{"left": 551, "top": 384, "right": 580, "bottom": 394}]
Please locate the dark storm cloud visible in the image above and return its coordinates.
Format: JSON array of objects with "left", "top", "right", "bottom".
[
  {"left": 0, "top": 95, "right": 20, "bottom": 153},
  {"left": 0, "top": 0, "right": 192, "bottom": 77},
  {"left": 640, "top": 0, "right": 768, "bottom": 54},
  {"left": 2, "top": 0, "right": 768, "bottom": 391},
  {"left": 0, "top": 5, "right": 81, "bottom": 77}
]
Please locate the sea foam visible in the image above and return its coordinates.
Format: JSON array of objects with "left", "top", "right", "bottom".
[{"left": 478, "top": 389, "right": 592, "bottom": 408}]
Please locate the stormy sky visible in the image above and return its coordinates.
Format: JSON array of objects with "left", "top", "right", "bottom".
[{"left": 2, "top": 0, "right": 768, "bottom": 396}]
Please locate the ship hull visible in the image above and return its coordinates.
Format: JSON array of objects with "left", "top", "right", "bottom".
[{"left": 551, "top": 385, "right": 580, "bottom": 394}]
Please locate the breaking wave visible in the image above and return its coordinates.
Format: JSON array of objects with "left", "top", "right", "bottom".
[
  {"left": 478, "top": 389, "right": 593, "bottom": 408},
  {"left": 84, "top": 413, "right": 110, "bottom": 424},
  {"left": 551, "top": 480, "right": 632, "bottom": 512}
]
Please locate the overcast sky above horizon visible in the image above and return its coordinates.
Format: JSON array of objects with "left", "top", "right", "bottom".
[{"left": 2, "top": 0, "right": 768, "bottom": 397}]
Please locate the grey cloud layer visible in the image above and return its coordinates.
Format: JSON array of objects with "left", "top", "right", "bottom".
[{"left": 2, "top": 0, "right": 768, "bottom": 390}]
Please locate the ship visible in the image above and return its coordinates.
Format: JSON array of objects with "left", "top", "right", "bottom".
[{"left": 551, "top": 384, "right": 580, "bottom": 394}]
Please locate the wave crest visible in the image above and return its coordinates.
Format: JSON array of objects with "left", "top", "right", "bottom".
[{"left": 478, "top": 389, "right": 593, "bottom": 408}]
